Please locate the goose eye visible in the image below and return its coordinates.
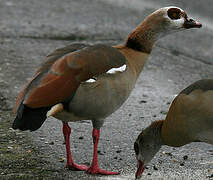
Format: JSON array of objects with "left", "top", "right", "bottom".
[
  {"left": 134, "top": 142, "right": 139, "bottom": 155},
  {"left": 172, "top": 12, "right": 178, "bottom": 19},
  {"left": 168, "top": 8, "right": 181, "bottom": 20}
]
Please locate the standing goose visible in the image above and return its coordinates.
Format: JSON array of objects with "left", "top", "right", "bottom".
[
  {"left": 134, "top": 79, "right": 213, "bottom": 179},
  {"left": 13, "top": 7, "right": 201, "bottom": 175}
]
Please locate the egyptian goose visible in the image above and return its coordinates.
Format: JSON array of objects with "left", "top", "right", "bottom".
[
  {"left": 13, "top": 7, "right": 201, "bottom": 175},
  {"left": 134, "top": 79, "right": 213, "bottom": 179}
]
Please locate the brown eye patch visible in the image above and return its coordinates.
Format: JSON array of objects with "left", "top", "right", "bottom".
[{"left": 167, "top": 8, "right": 181, "bottom": 20}]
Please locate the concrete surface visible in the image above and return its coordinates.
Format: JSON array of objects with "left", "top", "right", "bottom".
[{"left": 0, "top": 0, "right": 213, "bottom": 179}]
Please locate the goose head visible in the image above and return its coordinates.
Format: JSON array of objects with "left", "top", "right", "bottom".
[
  {"left": 134, "top": 121, "right": 164, "bottom": 179},
  {"left": 126, "top": 6, "right": 202, "bottom": 53},
  {"left": 154, "top": 6, "right": 202, "bottom": 35}
]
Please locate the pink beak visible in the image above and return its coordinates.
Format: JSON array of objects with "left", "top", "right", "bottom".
[
  {"left": 135, "top": 160, "right": 145, "bottom": 179},
  {"left": 183, "top": 18, "right": 202, "bottom": 29}
]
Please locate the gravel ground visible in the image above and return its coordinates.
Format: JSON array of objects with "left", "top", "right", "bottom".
[{"left": 0, "top": 0, "right": 213, "bottom": 179}]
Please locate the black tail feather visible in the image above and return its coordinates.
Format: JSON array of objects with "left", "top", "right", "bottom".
[{"left": 12, "top": 103, "right": 51, "bottom": 131}]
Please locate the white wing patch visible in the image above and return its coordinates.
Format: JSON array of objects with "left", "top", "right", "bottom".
[
  {"left": 106, "top": 64, "right": 127, "bottom": 74},
  {"left": 85, "top": 78, "right": 96, "bottom": 83}
]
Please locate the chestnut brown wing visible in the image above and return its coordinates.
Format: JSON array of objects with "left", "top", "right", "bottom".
[{"left": 14, "top": 44, "right": 126, "bottom": 112}]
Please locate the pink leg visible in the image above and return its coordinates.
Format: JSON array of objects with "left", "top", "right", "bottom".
[
  {"left": 62, "top": 122, "right": 88, "bottom": 171},
  {"left": 87, "top": 128, "right": 120, "bottom": 175}
]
